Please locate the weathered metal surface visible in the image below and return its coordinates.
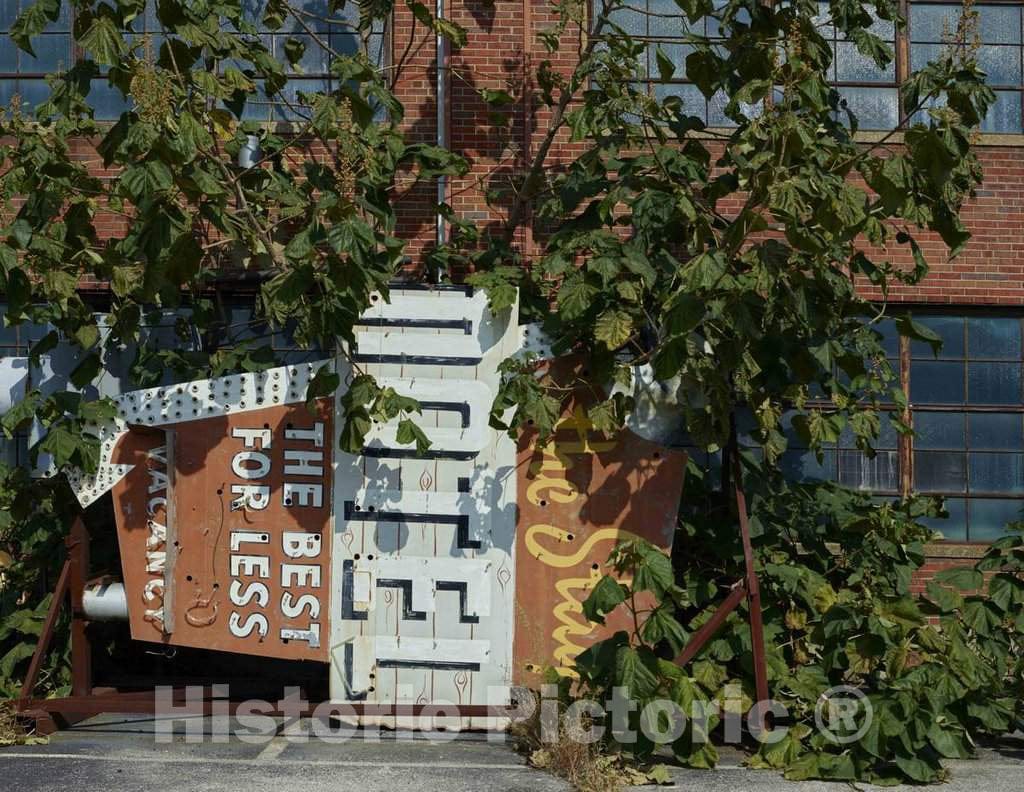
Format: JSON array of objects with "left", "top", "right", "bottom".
[
  {"left": 60, "top": 287, "right": 693, "bottom": 725},
  {"left": 513, "top": 363, "right": 687, "bottom": 682},
  {"left": 109, "top": 400, "right": 333, "bottom": 661},
  {"left": 93, "top": 362, "right": 333, "bottom": 661},
  {"left": 330, "top": 286, "right": 521, "bottom": 729}
]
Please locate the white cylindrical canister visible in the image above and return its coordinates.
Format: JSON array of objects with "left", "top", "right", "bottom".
[{"left": 82, "top": 581, "right": 130, "bottom": 621}]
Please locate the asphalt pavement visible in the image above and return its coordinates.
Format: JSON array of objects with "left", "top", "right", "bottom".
[{"left": 1, "top": 714, "right": 1022, "bottom": 792}]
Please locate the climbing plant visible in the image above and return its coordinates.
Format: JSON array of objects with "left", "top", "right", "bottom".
[
  {"left": 464, "top": 0, "right": 1023, "bottom": 784},
  {"left": 0, "top": 0, "right": 465, "bottom": 696}
]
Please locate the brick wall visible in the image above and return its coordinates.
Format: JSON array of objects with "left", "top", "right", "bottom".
[{"left": 9, "top": 1, "right": 1023, "bottom": 569}]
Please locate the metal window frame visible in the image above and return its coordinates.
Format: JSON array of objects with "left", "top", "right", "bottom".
[
  {"left": 0, "top": 1, "right": 388, "bottom": 120},
  {"left": 904, "top": 0, "right": 1024, "bottom": 131},
  {"left": 589, "top": 0, "right": 1024, "bottom": 133},
  {"left": 902, "top": 311, "right": 1024, "bottom": 540}
]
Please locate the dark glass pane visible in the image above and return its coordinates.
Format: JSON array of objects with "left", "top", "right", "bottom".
[
  {"left": 781, "top": 449, "right": 837, "bottom": 482},
  {"left": 223, "top": 306, "right": 264, "bottom": 343},
  {"left": 0, "top": 42, "right": 15, "bottom": 71},
  {"left": 706, "top": 0, "right": 750, "bottom": 37},
  {"left": 914, "top": 450, "right": 967, "bottom": 492},
  {"left": 89, "top": 80, "right": 129, "bottom": 121},
  {"left": 910, "top": 5, "right": 961, "bottom": 43},
  {"left": 649, "top": 42, "right": 691, "bottom": 77},
  {"left": 274, "top": 77, "right": 330, "bottom": 120},
  {"left": 910, "top": 42, "right": 945, "bottom": 72},
  {"left": 656, "top": 82, "right": 707, "bottom": 122},
  {"left": 981, "top": 90, "right": 1023, "bottom": 133},
  {"left": 364, "top": 33, "right": 385, "bottom": 66},
  {"left": 835, "top": 40, "right": 894, "bottom": 82},
  {"left": 648, "top": 0, "right": 690, "bottom": 37},
  {"left": 331, "top": 30, "right": 364, "bottom": 58},
  {"left": 969, "top": 413, "right": 1024, "bottom": 450},
  {"left": 18, "top": 78, "right": 50, "bottom": 112},
  {"left": 813, "top": 2, "right": 835, "bottom": 39},
  {"left": 0, "top": 3, "right": 19, "bottom": 31},
  {"left": 838, "top": 411, "right": 898, "bottom": 449},
  {"left": 968, "top": 452, "right": 1024, "bottom": 494},
  {"left": 910, "top": 315, "right": 964, "bottom": 358},
  {"left": 241, "top": 80, "right": 272, "bottom": 120},
  {"left": 914, "top": 411, "right": 965, "bottom": 449},
  {"left": 875, "top": 318, "right": 899, "bottom": 357},
  {"left": 969, "top": 498, "right": 1024, "bottom": 541},
  {"left": 291, "top": 0, "right": 336, "bottom": 31},
  {"left": 23, "top": 34, "right": 70, "bottom": 72},
  {"left": 967, "top": 361, "right": 1022, "bottom": 404},
  {"left": 968, "top": 317, "right": 1021, "bottom": 360},
  {"left": 920, "top": 496, "right": 967, "bottom": 541},
  {"left": 838, "top": 449, "right": 899, "bottom": 491},
  {"left": 977, "top": 45, "right": 1022, "bottom": 86},
  {"left": 0, "top": 305, "right": 17, "bottom": 344},
  {"left": 43, "top": 2, "right": 71, "bottom": 33},
  {"left": 708, "top": 90, "right": 741, "bottom": 127},
  {"left": 607, "top": 5, "right": 646, "bottom": 35},
  {"left": 837, "top": 87, "right": 898, "bottom": 129},
  {"left": 274, "top": 33, "right": 330, "bottom": 73},
  {"left": 911, "top": 360, "right": 965, "bottom": 404},
  {"left": 978, "top": 5, "right": 1022, "bottom": 45}
]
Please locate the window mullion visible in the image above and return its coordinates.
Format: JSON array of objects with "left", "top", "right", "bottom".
[{"left": 900, "top": 330, "right": 913, "bottom": 497}]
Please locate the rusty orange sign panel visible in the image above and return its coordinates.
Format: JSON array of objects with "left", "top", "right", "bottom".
[
  {"left": 513, "top": 383, "right": 687, "bottom": 682},
  {"left": 110, "top": 400, "right": 333, "bottom": 662}
]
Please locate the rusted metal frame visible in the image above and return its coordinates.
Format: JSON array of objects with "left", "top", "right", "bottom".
[
  {"left": 731, "top": 449, "right": 770, "bottom": 708},
  {"left": 673, "top": 427, "right": 770, "bottom": 710},
  {"left": 673, "top": 582, "right": 748, "bottom": 667},
  {"left": 19, "top": 692, "right": 513, "bottom": 720},
  {"left": 900, "top": 331, "right": 913, "bottom": 497},
  {"left": 68, "top": 517, "right": 92, "bottom": 698},
  {"left": 17, "top": 559, "right": 72, "bottom": 705}
]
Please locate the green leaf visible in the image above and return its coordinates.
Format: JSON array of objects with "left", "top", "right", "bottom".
[
  {"left": 933, "top": 566, "right": 983, "bottom": 591},
  {"left": 306, "top": 365, "right": 340, "bottom": 406},
  {"left": 9, "top": 0, "right": 60, "bottom": 55},
  {"left": 926, "top": 580, "right": 963, "bottom": 613},
  {"left": 654, "top": 46, "right": 676, "bottom": 82},
  {"left": 593, "top": 309, "right": 633, "bottom": 350},
  {"left": 395, "top": 418, "right": 433, "bottom": 456},
  {"left": 582, "top": 574, "right": 626, "bottom": 624},
  {"left": 557, "top": 275, "right": 597, "bottom": 320},
  {"left": 1, "top": 390, "right": 41, "bottom": 438},
  {"left": 894, "top": 752, "right": 941, "bottom": 783},
  {"left": 39, "top": 424, "right": 85, "bottom": 468},
  {"left": 897, "top": 315, "right": 942, "bottom": 356},
  {"left": 70, "top": 352, "right": 102, "bottom": 389},
  {"left": 615, "top": 646, "right": 660, "bottom": 698},
  {"left": 283, "top": 36, "right": 306, "bottom": 68},
  {"left": 339, "top": 406, "right": 372, "bottom": 453},
  {"left": 78, "top": 14, "right": 128, "bottom": 66},
  {"left": 640, "top": 605, "right": 687, "bottom": 653},
  {"left": 633, "top": 544, "right": 674, "bottom": 597}
]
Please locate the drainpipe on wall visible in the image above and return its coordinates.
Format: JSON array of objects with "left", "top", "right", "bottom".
[{"left": 435, "top": 0, "right": 449, "bottom": 283}]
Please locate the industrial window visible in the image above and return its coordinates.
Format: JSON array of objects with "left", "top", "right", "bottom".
[
  {"left": 909, "top": 315, "right": 1024, "bottom": 541},
  {"left": 232, "top": 0, "right": 385, "bottom": 121},
  {"left": 780, "top": 314, "right": 1024, "bottom": 542},
  {"left": 0, "top": 303, "right": 48, "bottom": 469},
  {"left": 596, "top": 0, "right": 1024, "bottom": 132},
  {"left": 780, "top": 318, "right": 902, "bottom": 494},
  {"left": 814, "top": 1, "right": 900, "bottom": 129},
  {"left": 0, "top": 0, "right": 385, "bottom": 121},
  {"left": 0, "top": 0, "right": 71, "bottom": 111},
  {"left": 909, "top": 2, "right": 1024, "bottom": 133},
  {"left": 214, "top": 302, "right": 325, "bottom": 364}
]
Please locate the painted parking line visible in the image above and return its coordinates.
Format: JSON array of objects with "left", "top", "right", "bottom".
[{"left": 0, "top": 751, "right": 532, "bottom": 770}]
